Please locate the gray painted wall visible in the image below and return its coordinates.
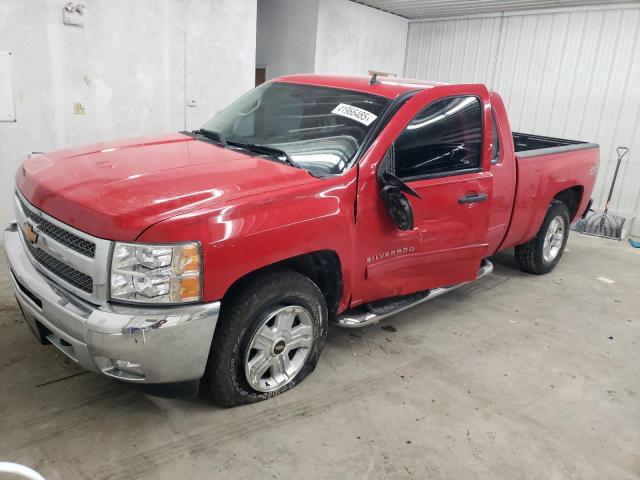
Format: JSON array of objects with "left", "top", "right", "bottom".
[
  {"left": 0, "top": 0, "right": 257, "bottom": 230},
  {"left": 315, "top": 0, "right": 407, "bottom": 76},
  {"left": 256, "top": 0, "right": 407, "bottom": 80},
  {"left": 256, "top": 0, "right": 319, "bottom": 80}
]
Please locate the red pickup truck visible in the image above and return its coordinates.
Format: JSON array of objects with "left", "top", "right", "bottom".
[{"left": 5, "top": 75, "right": 598, "bottom": 406}]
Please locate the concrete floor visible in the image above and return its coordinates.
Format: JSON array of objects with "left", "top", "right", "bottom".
[{"left": 0, "top": 233, "right": 638, "bottom": 480}]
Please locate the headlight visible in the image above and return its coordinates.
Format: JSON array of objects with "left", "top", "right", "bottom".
[{"left": 110, "top": 242, "right": 201, "bottom": 304}]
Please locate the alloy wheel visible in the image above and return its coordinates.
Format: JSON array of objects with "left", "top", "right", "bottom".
[{"left": 244, "top": 305, "right": 314, "bottom": 392}]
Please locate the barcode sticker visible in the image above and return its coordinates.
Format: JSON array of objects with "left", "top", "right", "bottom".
[{"left": 331, "top": 103, "right": 377, "bottom": 126}]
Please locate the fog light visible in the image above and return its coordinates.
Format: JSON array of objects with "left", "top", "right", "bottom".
[
  {"left": 112, "top": 359, "right": 144, "bottom": 376},
  {"left": 94, "top": 355, "right": 146, "bottom": 381}
]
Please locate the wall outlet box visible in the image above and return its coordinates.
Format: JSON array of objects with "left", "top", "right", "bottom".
[
  {"left": 73, "top": 102, "right": 86, "bottom": 115},
  {"left": 63, "top": 8, "right": 84, "bottom": 27}
]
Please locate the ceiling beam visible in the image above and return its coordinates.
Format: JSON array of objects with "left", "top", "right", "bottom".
[{"left": 352, "top": 0, "right": 637, "bottom": 19}]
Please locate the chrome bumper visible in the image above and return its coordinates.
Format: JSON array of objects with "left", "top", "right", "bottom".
[{"left": 4, "top": 224, "right": 220, "bottom": 384}]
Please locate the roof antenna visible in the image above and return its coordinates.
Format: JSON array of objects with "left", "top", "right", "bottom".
[{"left": 369, "top": 72, "right": 381, "bottom": 86}]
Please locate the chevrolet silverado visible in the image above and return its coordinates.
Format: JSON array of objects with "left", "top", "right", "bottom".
[{"left": 4, "top": 75, "right": 599, "bottom": 406}]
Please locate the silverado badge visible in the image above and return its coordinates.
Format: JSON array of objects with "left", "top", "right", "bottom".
[
  {"left": 367, "top": 246, "right": 415, "bottom": 264},
  {"left": 21, "top": 222, "right": 39, "bottom": 245}
]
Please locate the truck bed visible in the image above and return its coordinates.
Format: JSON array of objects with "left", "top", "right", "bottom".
[{"left": 513, "top": 132, "right": 597, "bottom": 157}]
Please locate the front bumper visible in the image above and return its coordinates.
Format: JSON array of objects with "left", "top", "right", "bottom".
[{"left": 4, "top": 224, "right": 220, "bottom": 384}]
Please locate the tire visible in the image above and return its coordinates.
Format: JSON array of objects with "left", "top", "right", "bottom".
[
  {"left": 515, "top": 200, "right": 570, "bottom": 275},
  {"left": 202, "top": 269, "right": 328, "bottom": 407}
]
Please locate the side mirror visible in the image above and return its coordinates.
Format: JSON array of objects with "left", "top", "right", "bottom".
[{"left": 379, "top": 172, "right": 422, "bottom": 231}]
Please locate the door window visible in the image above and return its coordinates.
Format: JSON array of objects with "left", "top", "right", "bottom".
[{"left": 393, "top": 96, "right": 483, "bottom": 180}]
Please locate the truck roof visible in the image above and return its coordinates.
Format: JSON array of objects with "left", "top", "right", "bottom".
[{"left": 274, "top": 74, "right": 447, "bottom": 99}]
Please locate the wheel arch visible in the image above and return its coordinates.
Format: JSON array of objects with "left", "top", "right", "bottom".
[
  {"left": 499, "top": 183, "right": 585, "bottom": 251},
  {"left": 221, "top": 250, "right": 344, "bottom": 319},
  {"left": 553, "top": 185, "right": 584, "bottom": 221}
]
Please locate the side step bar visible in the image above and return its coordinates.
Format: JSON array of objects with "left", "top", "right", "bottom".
[{"left": 335, "top": 259, "right": 494, "bottom": 328}]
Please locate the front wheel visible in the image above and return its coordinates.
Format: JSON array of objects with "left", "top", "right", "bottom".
[
  {"left": 515, "top": 200, "right": 570, "bottom": 274},
  {"left": 202, "top": 270, "right": 328, "bottom": 407}
]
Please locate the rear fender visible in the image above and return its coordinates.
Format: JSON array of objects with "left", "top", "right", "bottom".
[{"left": 501, "top": 147, "right": 597, "bottom": 249}]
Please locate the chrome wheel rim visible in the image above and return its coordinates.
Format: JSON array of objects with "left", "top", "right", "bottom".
[
  {"left": 543, "top": 216, "right": 565, "bottom": 263},
  {"left": 244, "top": 305, "right": 314, "bottom": 393}
]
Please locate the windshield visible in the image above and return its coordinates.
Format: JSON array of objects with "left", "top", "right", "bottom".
[{"left": 201, "top": 82, "right": 390, "bottom": 176}]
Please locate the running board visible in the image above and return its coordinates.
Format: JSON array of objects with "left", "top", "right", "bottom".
[{"left": 335, "top": 259, "right": 494, "bottom": 328}]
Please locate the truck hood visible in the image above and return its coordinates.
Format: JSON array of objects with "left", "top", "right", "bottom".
[{"left": 16, "top": 133, "right": 316, "bottom": 241}]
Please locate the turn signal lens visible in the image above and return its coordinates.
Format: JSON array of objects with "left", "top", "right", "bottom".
[
  {"left": 178, "top": 244, "right": 200, "bottom": 274},
  {"left": 179, "top": 276, "right": 201, "bottom": 302}
]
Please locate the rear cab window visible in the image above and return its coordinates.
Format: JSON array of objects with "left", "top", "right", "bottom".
[{"left": 490, "top": 108, "right": 501, "bottom": 164}]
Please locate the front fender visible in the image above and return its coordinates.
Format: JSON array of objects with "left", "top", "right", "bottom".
[{"left": 137, "top": 173, "right": 358, "bottom": 305}]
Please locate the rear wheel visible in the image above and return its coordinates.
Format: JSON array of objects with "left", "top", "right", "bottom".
[
  {"left": 203, "top": 270, "right": 327, "bottom": 407},
  {"left": 515, "top": 200, "right": 570, "bottom": 275}
]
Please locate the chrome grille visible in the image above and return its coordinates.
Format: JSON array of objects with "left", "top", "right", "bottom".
[
  {"left": 18, "top": 196, "right": 96, "bottom": 258},
  {"left": 15, "top": 191, "right": 111, "bottom": 303},
  {"left": 24, "top": 240, "right": 94, "bottom": 293}
]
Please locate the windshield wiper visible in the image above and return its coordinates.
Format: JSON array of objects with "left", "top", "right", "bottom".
[
  {"left": 227, "top": 141, "right": 298, "bottom": 168},
  {"left": 192, "top": 129, "right": 228, "bottom": 147}
]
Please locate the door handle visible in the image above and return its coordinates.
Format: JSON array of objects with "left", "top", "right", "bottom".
[{"left": 458, "top": 193, "right": 488, "bottom": 204}]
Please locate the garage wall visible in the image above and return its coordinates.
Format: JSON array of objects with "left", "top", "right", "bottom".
[
  {"left": 315, "top": 0, "right": 408, "bottom": 76},
  {"left": 405, "top": 4, "right": 640, "bottom": 235},
  {"left": 256, "top": 0, "right": 319, "bottom": 80},
  {"left": 0, "top": 0, "right": 257, "bottom": 232},
  {"left": 256, "top": 0, "right": 407, "bottom": 80}
]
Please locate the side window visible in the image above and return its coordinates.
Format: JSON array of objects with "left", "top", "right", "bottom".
[
  {"left": 393, "top": 96, "right": 483, "bottom": 179},
  {"left": 490, "top": 109, "right": 500, "bottom": 164}
]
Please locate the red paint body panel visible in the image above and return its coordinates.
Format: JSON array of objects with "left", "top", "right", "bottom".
[
  {"left": 499, "top": 147, "right": 598, "bottom": 250},
  {"left": 15, "top": 76, "right": 599, "bottom": 311},
  {"left": 485, "top": 93, "right": 517, "bottom": 255},
  {"left": 351, "top": 84, "right": 495, "bottom": 305},
  {"left": 137, "top": 173, "right": 358, "bottom": 309},
  {"left": 276, "top": 74, "right": 444, "bottom": 99},
  {"left": 16, "top": 133, "right": 316, "bottom": 241}
]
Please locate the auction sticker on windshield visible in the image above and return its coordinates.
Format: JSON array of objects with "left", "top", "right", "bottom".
[{"left": 331, "top": 103, "right": 378, "bottom": 126}]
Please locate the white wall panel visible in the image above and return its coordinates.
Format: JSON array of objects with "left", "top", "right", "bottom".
[
  {"left": 405, "top": 5, "right": 640, "bottom": 235},
  {"left": 405, "top": 17, "right": 502, "bottom": 83},
  {"left": 0, "top": 52, "right": 15, "bottom": 122},
  {"left": 0, "top": 0, "right": 257, "bottom": 231},
  {"left": 315, "top": 0, "right": 408, "bottom": 76},
  {"left": 256, "top": 0, "right": 406, "bottom": 81}
]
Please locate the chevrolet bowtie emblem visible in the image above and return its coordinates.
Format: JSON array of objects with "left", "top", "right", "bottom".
[{"left": 21, "top": 222, "right": 39, "bottom": 245}]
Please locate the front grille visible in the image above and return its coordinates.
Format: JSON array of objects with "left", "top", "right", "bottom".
[
  {"left": 18, "top": 196, "right": 96, "bottom": 258},
  {"left": 24, "top": 240, "right": 94, "bottom": 293}
]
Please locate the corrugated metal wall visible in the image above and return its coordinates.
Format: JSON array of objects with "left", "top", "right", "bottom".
[{"left": 405, "top": 5, "right": 640, "bottom": 235}]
